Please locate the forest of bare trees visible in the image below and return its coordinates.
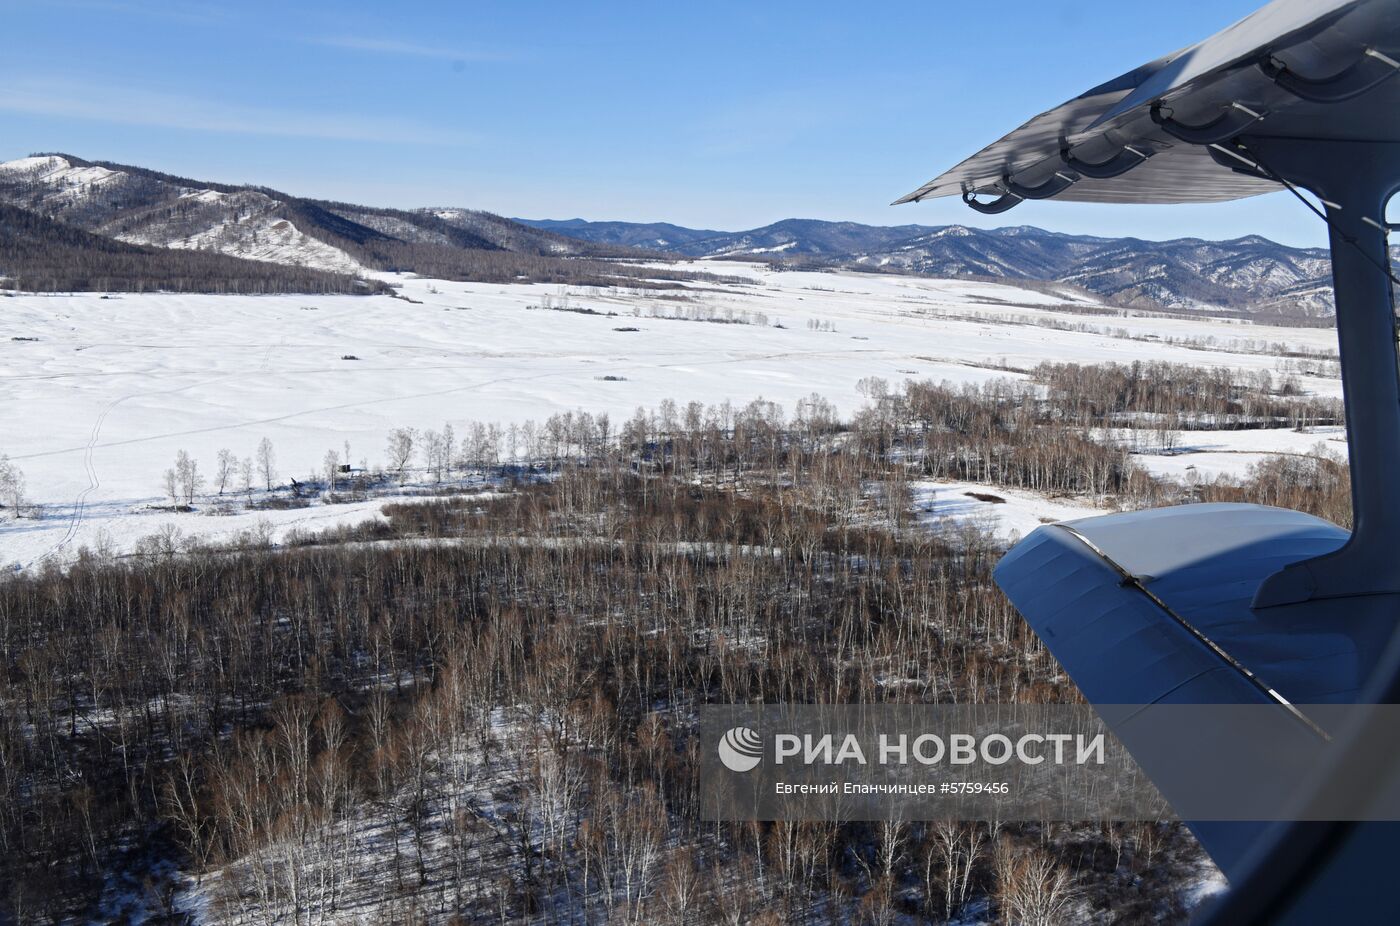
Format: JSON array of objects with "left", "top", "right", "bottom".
[
  {"left": 0, "top": 365, "right": 1351, "bottom": 924},
  {"left": 0, "top": 204, "right": 390, "bottom": 295},
  {"left": 1029, "top": 361, "right": 1339, "bottom": 430}
]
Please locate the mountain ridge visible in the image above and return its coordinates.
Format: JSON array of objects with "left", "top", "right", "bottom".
[
  {"left": 0, "top": 154, "right": 659, "bottom": 290},
  {"left": 516, "top": 216, "right": 1346, "bottom": 316},
  {"left": 0, "top": 153, "right": 1360, "bottom": 315},
  {"left": 0, "top": 200, "right": 386, "bottom": 294}
]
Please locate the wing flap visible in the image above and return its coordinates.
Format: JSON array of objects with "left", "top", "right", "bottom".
[{"left": 992, "top": 503, "right": 1400, "bottom": 875}]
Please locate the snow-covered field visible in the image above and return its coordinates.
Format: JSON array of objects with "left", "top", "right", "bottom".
[
  {"left": 0, "top": 263, "right": 1345, "bottom": 569},
  {"left": 911, "top": 481, "right": 1103, "bottom": 545},
  {"left": 1118, "top": 425, "right": 1348, "bottom": 481}
]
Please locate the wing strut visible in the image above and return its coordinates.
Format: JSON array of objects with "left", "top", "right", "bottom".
[{"left": 1245, "top": 139, "right": 1400, "bottom": 606}]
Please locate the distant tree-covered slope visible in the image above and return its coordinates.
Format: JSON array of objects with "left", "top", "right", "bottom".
[
  {"left": 0, "top": 154, "right": 664, "bottom": 289},
  {"left": 519, "top": 216, "right": 1358, "bottom": 316},
  {"left": 514, "top": 217, "right": 727, "bottom": 251},
  {"left": 8, "top": 152, "right": 1353, "bottom": 310},
  {"left": 0, "top": 203, "right": 386, "bottom": 294}
]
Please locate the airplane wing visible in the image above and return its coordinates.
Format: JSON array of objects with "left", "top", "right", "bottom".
[
  {"left": 897, "top": 0, "right": 1400, "bottom": 912},
  {"left": 896, "top": 0, "right": 1400, "bottom": 206}
]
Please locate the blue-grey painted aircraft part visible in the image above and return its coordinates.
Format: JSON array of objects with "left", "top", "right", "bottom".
[
  {"left": 994, "top": 504, "right": 1385, "bottom": 706},
  {"left": 992, "top": 502, "right": 1400, "bottom": 876},
  {"left": 896, "top": 0, "right": 1400, "bottom": 206},
  {"left": 898, "top": 0, "right": 1400, "bottom": 911}
]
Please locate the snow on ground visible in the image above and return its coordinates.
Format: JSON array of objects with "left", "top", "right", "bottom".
[
  {"left": 1112, "top": 425, "right": 1348, "bottom": 481},
  {"left": 8, "top": 492, "right": 393, "bottom": 568},
  {"left": 911, "top": 481, "right": 1103, "bottom": 544},
  {"left": 0, "top": 154, "right": 121, "bottom": 199},
  {"left": 125, "top": 212, "right": 365, "bottom": 275},
  {"left": 111, "top": 184, "right": 365, "bottom": 275},
  {"left": 0, "top": 263, "right": 1345, "bottom": 568}
]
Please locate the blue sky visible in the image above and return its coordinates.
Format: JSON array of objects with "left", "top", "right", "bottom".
[{"left": 0, "top": 0, "right": 1335, "bottom": 246}]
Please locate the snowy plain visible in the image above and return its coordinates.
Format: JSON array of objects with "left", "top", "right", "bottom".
[{"left": 0, "top": 262, "right": 1347, "bottom": 569}]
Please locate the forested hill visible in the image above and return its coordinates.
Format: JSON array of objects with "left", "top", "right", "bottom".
[
  {"left": 0, "top": 203, "right": 386, "bottom": 294},
  {"left": 517, "top": 216, "right": 1352, "bottom": 317},
  {"left": 0, "top": 154, "right": 675, "bottom": 292},
  {"left": 1, "top": 151, "right": 1368, "bottom": 312}
]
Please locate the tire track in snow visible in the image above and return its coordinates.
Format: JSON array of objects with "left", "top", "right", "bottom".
[
  {"left": 10, "top": 348, "right": 895, "bottom": 462},
  {"left": 25, "top": 373, "right": 241, "bottom": 567},
  {"left": 12, "top": 365, "right": 595, "bottom": 461},
  {"left": 28, "top": 394, "right": 124, "bottom": 567}
]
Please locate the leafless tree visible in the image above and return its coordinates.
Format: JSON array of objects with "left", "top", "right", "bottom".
[
  {"left": 385, "top": 428, "right": 417, "bottom": 484},
  {"left": 173, "top": 450, "right": 203, "bottom": 506},
  {"left": 420, "top": 427, "right": 451, "bottom": 483},
  {"left": 0, "top": 454, "right": 26, "bottom": 518},
  {"left": 162, "top": 467, "right": 179, "bottom": 508},
  {"left": 214, "top": 448, "right": 236, "bottom": 496},
  {"left": 239, "top": 457, "right": 255, "bottom": 503},
  {"left": 995, "top": 836, "right": 1078, "bottom": 926},
  {"left": 323, "top": 450, "right": 341, "bottom": 492},
  {"left": 256, "top": 437, "right": 277, "bottom": 491}
]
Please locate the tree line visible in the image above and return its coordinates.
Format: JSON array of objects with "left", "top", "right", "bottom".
[
  {"left": 1029, "top": 360, "right": 1340, "bottom": 430},
  {"left": 2, "top": 365, "right": 1354, "bottom": 922}
]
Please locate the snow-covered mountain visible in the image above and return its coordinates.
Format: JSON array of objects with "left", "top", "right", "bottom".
[
  {"left": 867, "top": 226, "right": 1337, "bottom": 315},
  {"left": 518, "top": 216, "right": 939, "bottom": 259},
  {"left": 0, "top": 154, "right": 627, "bottom": 280},
  {"left": 518, "top": 216, "right": 1351, "bottom": 316},
  {"left": 0, "top": 154, "right": 1361, "bottom": 315},
  {"left": 0, "top": 155, "right": 364, "bottom": 273}
]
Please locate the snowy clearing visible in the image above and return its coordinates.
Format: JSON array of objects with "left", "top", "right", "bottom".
[
  {"left": 0, "top": 263, "right": 1345, "bottom": 568},
  {"left": 911, "top": 481, "right": 1104, "bottom": 544},
  {"left": 1108, "top": 425, "right": 1348, "bottom": 481}
]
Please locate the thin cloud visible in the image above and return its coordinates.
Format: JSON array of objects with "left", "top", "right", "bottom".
[
  {"left": 310, "top": 34, "right": 510, "bottom": 62},
  {"left": 19, "top": 0, "right": 230, "bottom": 24},
  {"left": 0, "top": 78, "right": 474, "bottom": 146}
]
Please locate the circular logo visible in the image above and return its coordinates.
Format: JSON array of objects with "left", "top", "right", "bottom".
[{"left": 718, "top": 726, "right": 763, "bottom": 772}]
